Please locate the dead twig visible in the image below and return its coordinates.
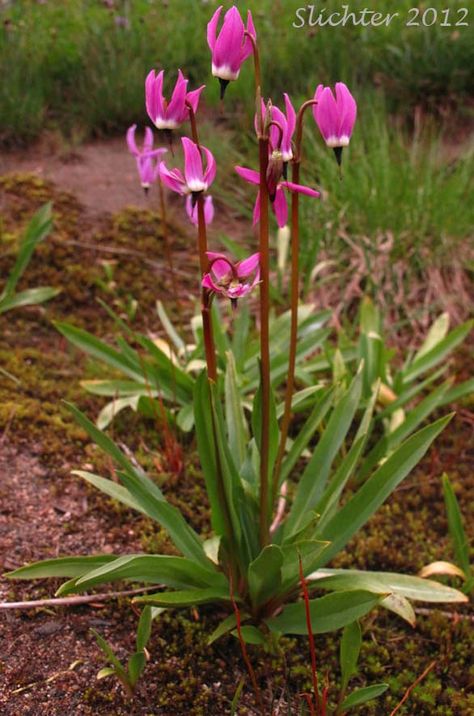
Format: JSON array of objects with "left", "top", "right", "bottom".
[{"left": 0, "top": 586, "right": 155, "bottom": 610}]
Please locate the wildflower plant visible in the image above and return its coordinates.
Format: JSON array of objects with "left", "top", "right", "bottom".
[{"left": 8, "top": 5, "right": 470, "bottom": 711}]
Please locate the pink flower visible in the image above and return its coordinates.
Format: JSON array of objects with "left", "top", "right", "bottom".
[
  {"left": 145, "top": 69, "right": 205, "bottom": 130},
  {"left": 186, "top": 195, "right": 214, "bottom": 226},
  {"left": 235, "top": 166, "right": 320, "bottom": 228},
  {"left": 207, "top": 5, "right": 256, "bottom": 96},
  {"left": 126, "top": 124, "right": 166, "bottom": 190},
  {"left": 313, "top": 82, "right": 357, "bottom": 164},
  {"left": 159, "top": 137, "right": 216, "bottom": 197},
  {"left": 256, "top": 94, "right": 296, "bottom": 162},
  {"left": 202, "top": 251, "right": 260, "bottom": 302}
]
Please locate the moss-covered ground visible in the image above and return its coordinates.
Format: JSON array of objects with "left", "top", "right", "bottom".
[{"left": 0, "top": 175, "right": 472, "bottom": 715}]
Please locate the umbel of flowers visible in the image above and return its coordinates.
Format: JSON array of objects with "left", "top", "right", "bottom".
[{"left": 9, "top": 5, "right": 466, "bottom": 714}]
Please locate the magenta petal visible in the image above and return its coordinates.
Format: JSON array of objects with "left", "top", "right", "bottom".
[
  {"left": 202, "top": 146, "right": 217, "bottom": 188},
  {"left": 253, "top": 191, "right": 261, "bottom": 225},
  {"left": 241, "top": 10, "right": 256, "bottom": 62},
  {"left": 270, "top": 105, "right": 286, "bottom": 151},
  {"left": 315, "top": 87, "right": 339, "bottom": 143},
  {"left": 138, "top": 155, "right": 155, "bottom": 186},
  {"left": 281, "top": 181, "right": 320, "bottom": 198},
  {"left": 235, "top": 166, "right": 260, "bottom": 185},
  {"left": 284, "top": 93, "right": 296, "bottom": 138},
  {"left": 202, "top": 273, "right": 221, "bottom": 294},
  {"left": 167, "top": 70, "right": 188, "bottom": 122},
  {"left": 145, "top": 70, "right": 157, "bottom": 124},
  {"left": 207, "top": 5, "right": 222, "bottom": 51},
  {"left": 143, "top": 126, "right": 154, "bottom": 153},
  {"left": 237, "top": 252, "right": 260, "bottom": 278},
  {"left": 159, "top": 163, "right": 186, "bottom": 195},
  {"left": 206, "top": 251, "right": 232, "bottom": 281},
  {"left": 204, "top": 195, "right": 215, "bottom": 224},
  {"left": 186, "top": 85, "right": 205, "bottom": 115},
  {"left": 335, "top": 82, "right": 357, "bottom": 138},
  {"left": 126, "top": 124, "right": 139, "bottom": 156},
  {"left": 185, "top": 195, "right": 198, "bottom": 225},
  {"left": 272, "top": 186, "right": 288, "bottom": 227},
  {"left": 214, "top": 6, "right": 245, "bottom": 72},
  {"left": 182, "top": 137, "right": 204, "bottom": 186}
]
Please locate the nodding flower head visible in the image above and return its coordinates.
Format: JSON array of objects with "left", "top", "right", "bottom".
[
  {"left": 313, "top": 82, "right": 357, "bottom": 164},
  {"left": 256, "top": 94, "right": 296, "bottom": 163},
  {"left": 145, "top": 69, "right": 205, "bottom": 131},
  {"left": 207, "top": 5, "right": 256, "bottom": 97},
  {"left": 202, "top": 251, "right": 260, "bottom": 304},
  {"left": 186, "top": 195, "right": 215, "bottom": 226},
  {"left": 235, "top": 166, "right": 320, "bottom": 228},
  {"left": 126, "top": 124, "right": 166, "bottom": 191},
  {"left": 159, "top": 137, "right": 216, "bottom": 198}
]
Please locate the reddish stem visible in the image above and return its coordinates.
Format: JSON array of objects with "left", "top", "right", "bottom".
[
  {"left": 299, "top": 555, "right": 321, "bottom": 713},
  {"left": 230, "top": 574, "right": 265, "bottom": 716},
  {"left": 272, "top": 99, "right": 319, "bottom": 497},
  {"left": 258, "top": 134, "right": 271, "bottom": 547},
  {"left": 388, "top": 661, "right": 436, "bottom": 716}
]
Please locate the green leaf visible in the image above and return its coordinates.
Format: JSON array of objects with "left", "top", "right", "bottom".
[
  {"left": 66, "top": 402, "right": 153, "bottom": 478},
  {"left": 55, "top": 322, "right": 143, "bottom": 382},
  {"left": 0, "top": 286, "right": 59, "bottom": 313},
  {"left": 73, "top": 470, "right": 144, "bottom": 513},
  {"left": 284, "top": 369, "right": 363, "bottom": 538},
  {"left": 97, "top": 396, "right": 140, "bottom": 429},
  {"left": 380, "top": 594, "right": 416, "bottom": 627},
  {"left": 251, "top": 366, "right": 279, "bottom": 484},
  {"left": 96, "top": 667, "right": 115, "bottom": 680},
  {"left": 414, "top": 313, "right": 450, "bottom": 361},
  {"left": 340, "top": 621, "right": 362, "bottom": 692},
  {"left": 115, "top": 470, "right": 211, "bottom": 569},
  {"left": 358, "top": 381, "right": 452, "bottom": 481},
  {"left": 340, "top": 683, "right": 388, "bottom": 710},
  {"left": 156, "top": 300, "right": 186, "bottom": 353},
  {"left": 59, "top": 555, "right": 224, "bottom": 595},
  {"left": 279, "top": 540, "right": 329, "bottom": 592},
  {"left": 440, "top": 378, "right": 474, "bottom": 407},
  {"left": 136, "top": 606, "right": 153, "bottom": 652},
  {"left": 316, "top": 384, "right": 379, "bottom": 528},
  {"left": 313, "top": 415, "right": 453, "bottom": 567},
  {"left": 248, "top": 545, "right": 283, "bottom": 609},
  {"left": 308, "top": 569, "right": 468, "bottom": 604},
  {"left": 127, "top": 652, "right": 146, "bottom": 687},
  {"left": 279, "top": 386, "right": 334, "bottom": 486},
  {"left": 133, "top": 586, "right": 230, "bottom": 608},
  {"left": 402, "top": 320, "right": 473, "bottom": 384},
  {"left": 266, "top": 590, "right": 383, "bottom": 635},
  {"left": 231, "top": 302, "right": 250, "bottom": 370},
  {"left": 177, "top": 404, "right": 194, "bottom": 432},
  {"left": 81, "top": 379, "right": 152, "bottom": 397},
  {"left": 6, "top": 555, "right": 117, "bottom": 579},
  {"left": 232, "top": 625, "right": 266, "bottom": 645},
  {"left": 442, "top": 474, "right": 471, "bottom": 579},
  {"left": 208, "top": 613, "right": 246, "bottom": 645},
  {"left": 194, "top": 372, "right": 226, "bottom": 536},
  {"left": 2, "top": 203, "right": 52, "bottom": 298},
  {"left": 230, "top": 676, "right": 246, "bottom": 716},
  {"left": 225, "top": 351, "right": 248, "bottom": 470},
  {"left": 91, "top": 629, "right": 128, "bottom": 684}
]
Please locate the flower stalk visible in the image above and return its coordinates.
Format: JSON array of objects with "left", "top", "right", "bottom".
[{"left": 272, "top": 99, "right": 318, "bottom": 499}]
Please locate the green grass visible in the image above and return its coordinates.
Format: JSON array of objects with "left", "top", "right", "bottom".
[
  {"left": 208, "top": 93, "right": 473, "bottom": 305},
  {"left": 0, "top": 0, "right": 473, "bottom": 144}
]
